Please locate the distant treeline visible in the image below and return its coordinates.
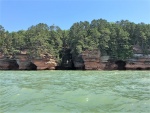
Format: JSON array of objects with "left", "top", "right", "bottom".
[{"left": 0, "top": 19, "right": 150, "bottom": 62}]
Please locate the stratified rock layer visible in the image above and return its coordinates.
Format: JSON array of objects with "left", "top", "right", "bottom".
[
  {"left": 82, "top": 49, "right": 102, "bottom": 70},
  {"left": 0, "top": 48, "right": 150, "bottom": 70},
  {"left": 32, "top": 58, "right": 57, "bottom": 70},
  {"left": 0, "top": 52, "right": 57, "bottom": 70}
]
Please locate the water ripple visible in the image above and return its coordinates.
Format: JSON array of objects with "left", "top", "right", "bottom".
[{"left": 0, "top": 71, "right": 150, "bottom": 112}]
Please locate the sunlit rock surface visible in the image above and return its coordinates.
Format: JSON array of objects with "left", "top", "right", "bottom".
[
  {"left": 0, "top": 52, "right": 57, "bottom": 70},
  {"left": 82, "top": 49, "right": 102, "bottom": 70}
]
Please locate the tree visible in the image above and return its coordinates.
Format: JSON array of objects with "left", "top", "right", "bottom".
[
  {"left": 25, "top": 23, "right": 51, "bottom": 57},
  {"left": 0, "top": 19, "right": 150, "bottom": 63},
  {"left": 115, "top": 26, "right": 132, "bottom": 59}
]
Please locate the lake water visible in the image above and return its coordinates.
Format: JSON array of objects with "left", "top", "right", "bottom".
[{"left": 0, "top": 71, "right": 150, "bottom": 113}]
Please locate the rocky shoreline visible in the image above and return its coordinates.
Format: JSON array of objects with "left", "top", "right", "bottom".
[{"left": 0, "top": 49, "right": 150, "bottom": 70}]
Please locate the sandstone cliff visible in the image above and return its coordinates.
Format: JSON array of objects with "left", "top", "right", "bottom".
[
  {"left": 126, "top": 55, "right": 150, "bottom": 70},
  {"left": 32, "top": 58, "right": 57, "bottom": 70},
  {"left": 0, "top": 59, "right": 19, "bottom": 70},
  {"left": 0, "top": 52, "right": 57, "bottom": 70},
  {"left": 82, "top": 49, "right": 102, "bottom": 70},
  {"left": 0, "top": 48, "right": 150, "bottom": 70}
]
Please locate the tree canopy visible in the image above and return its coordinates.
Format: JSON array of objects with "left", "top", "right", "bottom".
[{"left": 0, "top": 19, "right": 150, "bottom": 61}]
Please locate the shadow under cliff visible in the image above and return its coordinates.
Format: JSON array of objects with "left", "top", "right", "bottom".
[
  {"left": 56, "top": 48, "right": 76, "bottom": 70},
  {"left": 26, "top": 62, "right": 37, "bottom": 70},
  {"left": 115, "top": 60, "right": 126, "bottom": 70}
]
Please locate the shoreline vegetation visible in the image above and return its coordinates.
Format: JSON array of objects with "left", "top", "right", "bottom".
[{"left": 0, "top": 19, "right": 150, "bottom": 70}]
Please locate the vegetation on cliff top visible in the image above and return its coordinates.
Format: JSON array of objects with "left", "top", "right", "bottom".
[{"left": 0, "top": 19, "right": 150, "bottom": 62}]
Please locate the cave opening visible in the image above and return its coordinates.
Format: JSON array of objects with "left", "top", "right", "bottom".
[
  {"left": 26, "top": 62, "right": 37, "bottom": 70},
  {"left": 115, "top": 60, "right": 126, "bottom": 70},
  {"left": 8, "top": 60, "right": 19, "bottom": 70},
  {"left": 136, "top": 67, "right": 142, "bottom": 70},
  {"left": 57, "top": 48, "right": 76, "bottom": 70}
]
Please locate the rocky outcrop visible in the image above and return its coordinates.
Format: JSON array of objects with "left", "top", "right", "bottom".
[
  {"left": 0, "top": 53, "right": 19, "bottom": 70},
  {"left": 0, "top": 46, "right": 149, "bottom": 70},
  {"left": 128, "top": 45, "right": 150, "bottom": 70},
  {"left": 0, "top": 51, "right": 57, "bottom": 70},
  {"left": 81, "top": 49, "right": 150, "bottom": 70},
  {"left": 82, "top": 49, "right": 102, "bottom": 70},
  {"left": 126, "top": 55, "right": 150, "bottom": 70},
  {"left": 104, "top": 60, "right": 117, "bottom": 70},
  {"left": 32, "top": 58, "right": 57, "bottom": 70},
  {"left": 0, "top": 59, "right": 19, "bottom": 70},
  {"left": 73, "top": 55, "right": 85, "bottom": 70},
  {"left": 81, "top": 50, "right": 116, "bottom": 70},
  {"left": 73, "top": 59, "right": 85, "bottom": 70},
  {"left": 15, "top": 54, "right": 31, "bottom": 70}
]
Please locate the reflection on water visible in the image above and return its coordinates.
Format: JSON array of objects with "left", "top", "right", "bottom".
[{"left": 0, "top": 71, "right": 150, "bottom": 112}]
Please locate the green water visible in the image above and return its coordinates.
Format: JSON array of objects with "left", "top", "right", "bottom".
[{"left": 0, "top": 71, "right": 150, "bottom": 113}]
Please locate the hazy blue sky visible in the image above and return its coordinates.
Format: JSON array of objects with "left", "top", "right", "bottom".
[{"left": 0, "top": 0, "right": 150, "bottom": 32}]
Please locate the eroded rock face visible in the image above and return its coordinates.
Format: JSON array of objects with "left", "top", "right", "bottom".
[
  {"left": 82, "top": 49, "right": 102, "bottom": 70},
  {"left": 0, "top": 52, "right": 57, "bottom": 70},
  {"left": 32, "top": 58, "right": 57, "bottom": 70},
  {"left": 104, "top": 60, "right": 117, "bottom": 70},
  {"left": 73, "top": 60, "right": 84, "bottom": 70},
  {"left": 15, "top": 54, "right": 31, "bottom": 70},
  {"left": 126, "top": 57, "right": 150, "bottom": 70},
  {"left": 0, "top": 59, "right": 19, "bottom": 70},
  {"left": 0, "top": 48, "right": 149, "bottom": 70},
  {"left": 26, "top": 62, "right": 37, "bottom": 70},
  {"left": 15, "top": 53, "right": 57, "bottom": 70}
]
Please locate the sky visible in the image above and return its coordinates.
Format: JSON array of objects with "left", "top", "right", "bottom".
[{"left": 0, "top": 0, "right": 150, "bottom": 32}]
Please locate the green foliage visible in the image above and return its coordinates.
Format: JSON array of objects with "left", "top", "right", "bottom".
[{"left": 0, "top": 19, "right": 150, "bottom": 61}]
